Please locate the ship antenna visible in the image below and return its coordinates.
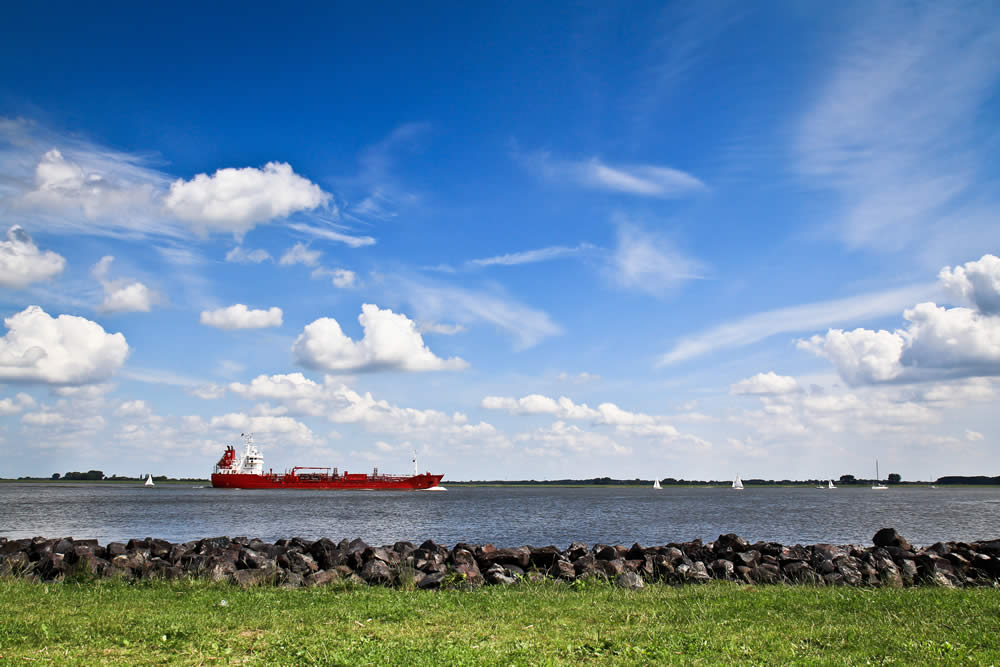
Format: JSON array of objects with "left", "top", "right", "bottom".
[{"left": 413, "top": 449, "right": 418, "bottom": 477}]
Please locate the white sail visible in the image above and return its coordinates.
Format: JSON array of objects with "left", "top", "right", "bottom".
[
  {"left": 144, "top": 474, "right": 154, "bottom": 487},
  {"left": 828, "top": 479, "right": 836, "bottom": 489},
  {"left": 872, "top": 458, "right": 888, "bottom": 490},
  {"left": 732, "top": 474, "right": 743, "bottom": 490},
  {"left": 653, "top": 479, "right": 661, "bottom": 489}
]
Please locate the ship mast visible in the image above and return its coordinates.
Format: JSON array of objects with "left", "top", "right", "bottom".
[{"left": 412, "top": 450, "right": 418, "bottom": 477}]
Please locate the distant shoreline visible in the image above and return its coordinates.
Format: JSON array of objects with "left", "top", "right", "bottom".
[{"left": 3, "top": 478, "right": 998, "bottom": 487}]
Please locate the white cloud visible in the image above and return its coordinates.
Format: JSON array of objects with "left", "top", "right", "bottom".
[
  {"left": 0, "top": 306, "right": 129, "bottom": 384},
  {"left": 287, "top": 223, "right": 375, "bottom": 248},
  {"left": 311, "top": 267, "right": 357, "bottom": 288},
  {"left": 292, "top": 304, "right": 467, "bottom": 372},
  {"left": 190, "top": 384, "right": 226, "bottom": 400},
  {"left": 800, "top": 255, "right": 1000, "bottom": 385},
  {"left": 228, "top": 372, "right": 499, "bottom": 444},
  {"left": 0, "top": 392, "right": 36, "bottom": 415},
  {"left": 17, "top": 148, "right": 165, "bottom": 237},
  {"left": 481, "top": 392, "right": 702, "bottom": 443},
  {"left": 225, "top": 246, "right": 272, "bottom": 263},
  {"left": 939, "top": 254, "right": 1000, "bottom": 315},
  {"left": 795, "top": 4, "right": 1000, "bottom": 253},
  {"left": 464, "top": 243, "right": 594, "bottom": 269},
  {"left": 965, "top": 429, "right": 984, "bottom": 442},
  {"left": 799, "top": 328, "right": 905, "bottom": 385},
  {"left": 279, "top": 242, "right": 321, "bottom": 267},
  {"left": 92, "top": 256, "right": 159, "bottom": 313},
  {"left": 731, "top": 372, "right": 801, "bottom": 396},
  {"left": 200, "top": 304, "right": 283, "bottom": 330},
  {"left": 115, "top": 399, "right": 154, "bottom": 419},
  {"left": 184, "top": 412, "right": 319, "bottom": 445},
  {"left": 164, "top": 162, "right": 330, "bottom": 237},
  {"left": 402, "top": 281, "right": 562, "bottom": 349},
  {"left": 609, "top": 223, "right": 704, "bottom": 295},
  {"left": 660, "top": 282, "right": 936, "bottom": 365},
  {"left": 521, "top": 150, "right": 706, "bottom": 198},
  {"left": 516, "top": 421, "right": 631, "bottom": 456},
  {"left": 0, "top": 226, "right": 66, "bottom": 287},
  {"left": 417, "top": 322, "right": 466, "bottom": 335}
]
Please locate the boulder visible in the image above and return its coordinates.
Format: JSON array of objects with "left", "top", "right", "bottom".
[
  {"left": 872, "top": 528, "right": 912, "bottom": 552},
  {"left": 615, "top": 572, "right": 644, "bottom": 590},
  {"left": 417, "top": 571, "right": 446, "bottom": 589},
  {"left": 548, "top": 560, "right": 576, "bottom": 580},
  {"left": 305, "top": 570, "right": 338, "bottom": 587},
  {"left": 232, "top": 569, "right": 272, "bottom": 588},
  {"left": 360, "top": 559, "right": 395, "bottom": 585},
  {"left": 716, "top": 533, "right": 750, "bottom": 553}
]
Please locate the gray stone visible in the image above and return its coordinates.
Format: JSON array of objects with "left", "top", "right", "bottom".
[
  {"left": 615, "top": 571, "right": 644, "bottom": 590},
  {"left": 360, "top": 559, "right": 395, "bottom": 585}
]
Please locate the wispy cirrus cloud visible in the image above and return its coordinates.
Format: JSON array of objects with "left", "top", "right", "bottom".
[
  {"left": 517, "top": 149, "right": 706, "bottom": 198},
  {"left": 609, "top": 223, "right": 704, "bottom": 296},
  {"left": 796, "top": 2, "right": 1000, "bottom": 255},
  {"left": 396, "top": 277, "right": 562, "bottom": 349},
  {"left": 659, "top": 282, "right": 939, "bottom": 365}
]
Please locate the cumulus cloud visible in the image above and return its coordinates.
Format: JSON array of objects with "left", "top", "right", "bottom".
[
  {"left": 228, "top": 372, "right": 499, "bottom": 444},
  {"left": 0, "top": 392, "right": 36, "bottom": 415},
  {"left": 92, "top": 256, "right": 160, "bottom": 313},
  {"left": 311, "top": 267, "right": 357, "bottom": 288},
  {"left": 481, "top": 392, "right": 698, "bottom": 441},
  {"left": 0, "top": 226, "right": 66, "bottom": 287},
  {"left": 800, "top": 255, "right": 1000, "bottom": 385},
  {"left": 965, "top": 429, "right": 984, "bottom": 442},
  {"left": 225, "top": 246, "right": 272, "bottom": 263},
  {"left": 292, "top": 304, "right": 468, "bottom": 372},
  {"left": 190, "top": 384, "right": 226, "bottom": 400},
  {"left": 164, "top": 162, "right": 330, "bottom": 237},
  {"left": 731, "top": 372, "right": 801, "bottom": 396},
  {"left": 939, "top": 254, "right": 1000, "bottom": 315},
  {"left": 516, "top": 421, "right": 631, "bottom": 456},
  {"left": 0, "top": 306, "right": 129, "bottom": 384},
  {"left": 279, "top": 242, "right": 321, "bottom": 267},
  {"left": 200, "top": 304, "right": 283, "bottom": 330}
]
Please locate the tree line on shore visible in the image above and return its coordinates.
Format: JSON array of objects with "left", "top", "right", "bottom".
[{"left": 5, "top": 473, "right": 999, "bottom": 485}]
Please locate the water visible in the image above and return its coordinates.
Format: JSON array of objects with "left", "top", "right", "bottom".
[{"left": 1, "top": 483, "right": 998, "bottom": 548}]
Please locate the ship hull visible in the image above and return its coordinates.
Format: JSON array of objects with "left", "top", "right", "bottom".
[{"left": 211, "top": 472, "right": 444, "bottom": 490}]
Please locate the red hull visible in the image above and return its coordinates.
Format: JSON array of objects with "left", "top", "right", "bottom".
[{"left": 211, "top": 472, "right": 444, "bottom": 490}]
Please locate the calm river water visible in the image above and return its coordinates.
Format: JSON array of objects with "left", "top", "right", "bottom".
[{"left": 1, "top": 483, "right": 998, "bottom": 547}]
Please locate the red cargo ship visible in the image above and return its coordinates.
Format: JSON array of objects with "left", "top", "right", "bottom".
[{"left": 211, "top": 434, "right": 445, "bottom": 490}]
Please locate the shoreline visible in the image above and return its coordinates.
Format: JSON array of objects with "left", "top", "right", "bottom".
[{"left": 2, "top": 528, "right": 997, "bottom": 590}]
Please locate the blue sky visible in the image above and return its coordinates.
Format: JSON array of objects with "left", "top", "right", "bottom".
[{"left": 0, "top": 1, "right": 998, "bottom": 481}]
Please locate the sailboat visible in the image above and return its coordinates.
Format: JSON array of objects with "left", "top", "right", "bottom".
[
  {"left": 144, "top": 474, "right": 155, "bottom": 487},
  {"left": 732, "top": 474, "right": 743, "bottom": 490},
  {"left": 872, "top": 459, "right": 888, "bottom": 490},
  {"left": 652, "top": 478, "right": 662, "bottom": 490},
  {"left": 828, "top": 479, "right": 836, "bottom": 489}
]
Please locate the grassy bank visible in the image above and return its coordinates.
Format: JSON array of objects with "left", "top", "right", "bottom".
[{"left": 1, "top": 579, "right": 998, "bottom": 665}]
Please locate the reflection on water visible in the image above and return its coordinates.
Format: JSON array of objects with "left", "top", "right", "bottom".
[{"left": 1, "top": 483, "right": 998, "bottom": 547}]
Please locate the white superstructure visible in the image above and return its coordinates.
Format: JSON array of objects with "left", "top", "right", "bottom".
[{"left": 214, "top": 433, "right": 264, "bottom": 475}]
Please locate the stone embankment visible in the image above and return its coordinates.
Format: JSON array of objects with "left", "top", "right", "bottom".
[{"left": 2, "top": 528, "right": 998, "bottom": 590}]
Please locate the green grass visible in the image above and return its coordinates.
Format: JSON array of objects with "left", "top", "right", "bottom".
[{"left": 1, "top": 578, "right": 998, "bottom": 665}]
